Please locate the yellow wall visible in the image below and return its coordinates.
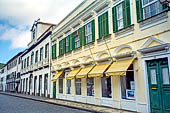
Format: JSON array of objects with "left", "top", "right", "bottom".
[{"left": 51, "top": 0, "right": 170, "bottom": 106}]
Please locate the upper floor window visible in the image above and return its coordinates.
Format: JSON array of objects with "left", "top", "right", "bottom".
[
  {"left": 52, "top": 44, "right": 56, "bottom": 59},
  {"left": 113, "top": 0, "right": 131, "bottom": 32},
  {"left": 40, "top": 47, "right": 43, "bottom": 61},
  {"left": 84, "top": 20, "right": 95, "bottom": 44},
  {"left": 136, "top": 0, "right": 168, "bottom": 22},
  {"left": 27, "top": 56, "right": 29, "bottom": 67},
  {"left": 98, "top": 11, "right": 109, "bottom": 39},
  {"left": 35, "top": 50, "right": 38, "bottom": 63},
  {"left": 45, "top": 43, "right": 49, "bottom": 59},
  {"left": 59, "top": 39, "right": 64, "bottom": 56},
  {"left": 74, "top": 31, "right": 80, "bottom": 49},
  {"left": 24, "top": 59, "right": 26, "bottom": 68},
  {"left": 32, "top": 29, "right": 35, "bottom": 39},
  {"left": 143, "top": 0, "right": 162, "bottom": 19},
  {"left": 31, "top": 52, "right": 34, "bottom": 65}
]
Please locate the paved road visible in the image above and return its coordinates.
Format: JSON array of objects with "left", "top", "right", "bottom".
[{"left": 0, "top": 94, "right": 92, "bottom": 113}]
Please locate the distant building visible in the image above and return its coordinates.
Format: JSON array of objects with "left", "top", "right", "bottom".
[{"left": 20, "top": 20, "right": 56, "bottom": 97}]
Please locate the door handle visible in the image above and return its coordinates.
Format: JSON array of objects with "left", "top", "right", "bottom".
[{"left": 152, "top": 87, "right": 157, "bottom": 90}]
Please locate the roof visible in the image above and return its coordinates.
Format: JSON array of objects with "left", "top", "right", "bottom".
[
  {"left": 6, "top": 52, "right": 23, "bottom": 64},
  {"left": 0, "top": 63, "right": 4, "bottom": 68}
]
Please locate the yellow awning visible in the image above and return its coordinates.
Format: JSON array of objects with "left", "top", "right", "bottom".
[
  {"left": 106, "top": 58, "right": 134, "bottom": 76},
  {"left": 76, "top": 66, "right": 95, "bottom": 79},
  {"left": 88, "top": 63, "right": 110, "bottom": 78},
  {"left": 51, "top": 71, "right": 63, "bottom": 81},
  {"left": 66, "top": 68, "right": 81, "bottom": 79}
]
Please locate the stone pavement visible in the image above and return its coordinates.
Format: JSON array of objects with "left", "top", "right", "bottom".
[{"left": 0, "top": 92, "right": 136, "bottom": 113}]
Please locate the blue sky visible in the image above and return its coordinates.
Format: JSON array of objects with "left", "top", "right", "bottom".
[{"left": 0, "top": 0, "right": 83, "bottom": 64}]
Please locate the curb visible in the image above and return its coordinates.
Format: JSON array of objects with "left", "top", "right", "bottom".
[{"left": 0, "top": 92, "right": 103, "bottom": 113}]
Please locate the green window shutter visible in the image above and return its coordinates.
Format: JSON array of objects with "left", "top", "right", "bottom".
[
  {"left": 61, "top": 39, "right": 64, "bottom": 55},
  {"left": 71, "top": 33, "right": 75, "bottom": 50},
  {"left": 105, "top": 11, "right": 109, "bottom": 36},
  {"left": 91, "top": 19, "right": 95, "bottom": 42},
  {"left": 98, "top": 15, "right": 102, "bottom": 39},
  {"left": 162, "top": 4, "right": 168, "bottom": 11},
  {"left": 113, "top": 6, "right": 118, "bottom": 33},
  {"left": 52, "top": 45, "right": 54, "bottom": 59},
  {"left": 82, "top": 26, "right": 86, "bottom": 45},
  {"left": 54, "top": 44, "right": 56, "bottom": 58},
  {"left": 68, "top": 35, "right": 71, "bottom": 52},
  {"left": 63, "top": 38, "right": 66, "bottom": 54},
  {"left": 136, "top": 0, "right": 143, "bottom": 22},
  {"left": 78, "top": 28, "right": 82, "bottom": 47},
  {"left": 123, "top": 0, "right": 131, "bottom": 28},
  {"left": 59, "top": 41, "right": 61, "bottom": 56}
]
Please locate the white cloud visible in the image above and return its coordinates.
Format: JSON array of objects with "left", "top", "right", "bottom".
[{"left": 0, "top": 0, "right": 84, "bottom": 49}]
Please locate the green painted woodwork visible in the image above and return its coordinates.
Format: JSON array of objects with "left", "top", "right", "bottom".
[
  {"left": 53, "top": 82, "right": 56, "bottom": 98},
  {"left": 147, "top": 58, "right": 170, "bottom": 113}
]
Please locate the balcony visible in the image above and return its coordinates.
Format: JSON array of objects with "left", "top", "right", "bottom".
[
  {"left": 33, "top": 63, "right": 38, "bottom": 70},
  {"left": 38, "top": 61, "right": 43, "bottom": 68},
  {"left": 43, "top": 58, "right": 49, "bottom": 66}
]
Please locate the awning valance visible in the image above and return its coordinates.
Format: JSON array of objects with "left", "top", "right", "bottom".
[
  {"left": 76, "top": 66, "right": 94, "bottom": 79},
  {"left": 66, "top": 68, "right": 81, "bottom": 79},
  {"left": 51, "top": 71, "right": 63, "bottom": 81},
  {"left": 88, "top": 63, "right": 110, "bottom": 78},
  {"left": 105, "top": 58, "right": 134, "bottom": 76}
]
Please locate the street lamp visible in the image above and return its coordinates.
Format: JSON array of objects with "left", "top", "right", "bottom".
[{"left": 159, "top": 0, "right": 170, "bottom": 10}]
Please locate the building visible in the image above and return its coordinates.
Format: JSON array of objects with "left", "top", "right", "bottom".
[
  {"left": 50, "top": 0, "right": 170, "bottom": 113},
  {"left": 20, "top": 20, "right": 56, "bottom": 97},
  {"left": 0, "top": 64, "right": 7, "bottom": 91},
  {"left": 5, "top": 52, "right": 23, "bottom": 92}
]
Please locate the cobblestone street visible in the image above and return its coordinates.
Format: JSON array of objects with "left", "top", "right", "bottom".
[{"left": 0, "top": 94, "right": 91, "bottom": 113}]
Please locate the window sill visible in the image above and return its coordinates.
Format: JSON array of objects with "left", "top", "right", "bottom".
[
  {"left": 139, "top": 11, "right": 168, "bottom": 31},
  {"left": 65, "top": 52, "right": 72, "bottom": 58},
  {"left": 97, "top": 34, "right": 111, "bottom": 46},
  {"left": 115, "top": 25, "right": 134, "bottom": 39},
  {"left": 84, "top": 42, "right": 95, "bottom": 51},
  {"left": 73, "top": 47, "right": 82, "bottom": 55}
]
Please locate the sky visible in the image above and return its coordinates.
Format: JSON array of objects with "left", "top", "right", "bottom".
[{"left": 0, "top": 0, "right": 84, "bottom": 64}]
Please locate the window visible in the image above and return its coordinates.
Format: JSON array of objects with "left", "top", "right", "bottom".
[
  {"left": 27, "top": 57, "right": 29, "bottom": 67},
  {"left": 143, "top": 0, "right": 163, "bottom": 19},
  {"left": 87, "top": 78, "right": 94, "bottom": 96},
  {"left": 18, "top": 57, "right": 21, "bottom": 64},
  {"left": 101, "top": 77, "right": 112, "bottom": 98},
  {"left": 116, "top": 4, "right": 124, "bottom": 30},
  {"left": 31, "top": 52, "right": 34, "bottom": 65},
  {"left": 75, "top": 78, "right": 81, "bottom": 95},
  {"left": 136, "top": 0, "right": 168, "bottom": 22},
  {"left": 21, "top": 61, "right": 23, "bottom": 69},
  {"left": 32, "top": 29, "right": 35, "bottom": 39},
  {"left": 66, "top": 79, "right": 71, "bottom": 94},
  {"left": 45, "top": 43, "right": 49, "bottom": 59},
  {"left": 59, "top": 77, "right": 63, "bottom": 94},
  {"left": 98, "top": 11, "right": 109, "bottom": 39},
  {"left": 40, "top": 47, "right": 43, "bottom": 61},
  {"left": 24, "top": 59, "right": 26, "bottom": 68},
  {"left": 85, "top": 22, "right": 93, "bottom": 43},
  {"left": 59, "top": 40, "right": 64, "bottom": 56},
  {"left": 66, "top": 37, "right": 69, "bottom": 52},
  {"left": 74, "top": 31, "right": 80, "bottom": 49},
  {"left": 52, "top": 44, "right": 56, "bottom": 59},
  {"left": 121, "top": 65, "right": 135, "bottom": 99},
  {"left": 113, "top": 0, "right": 131, "bottom": 32},
  {"left": 35, "top": 50, "right": 38, "bottom": 63}
]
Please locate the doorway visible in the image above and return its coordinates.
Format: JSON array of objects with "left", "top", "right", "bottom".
[{"left": 147, "top": 58, "right": 170, "bottom": 113}]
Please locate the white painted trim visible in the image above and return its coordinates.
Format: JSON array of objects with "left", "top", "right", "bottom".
[
  {"left": 115, "top": 31, "right": 133, "bottom": 39},
  {"left": 140, "top": 18, "right": 167, "bottom": 31},
  {"left": 141, "top": 51, "right": 170, "bottom": 113}
]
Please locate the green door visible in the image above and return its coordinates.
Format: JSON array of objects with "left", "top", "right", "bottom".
[
  {"left": 147, "top": 58, "right": 170, "bottom": 113},
  {"left": 53, "top": 82, "right": 56, "bottom": 98}
]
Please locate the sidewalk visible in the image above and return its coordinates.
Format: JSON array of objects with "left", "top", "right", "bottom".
[{"left": 0, "top": 92, "right": 136, "bottom": 113}]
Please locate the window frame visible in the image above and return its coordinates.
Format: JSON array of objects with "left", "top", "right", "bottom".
[
  {"left": 40, "top": 47, "right": 43, "bottom": 61},
  {"left": 73, "top": 31, "right": 80, "bottom": 49},
  {"left": 85, "top": 22, "right": 93, "bottom": 44},
  {"left": 142, "top": 0, "right": 163, "bottom": 19},
  {"left": 101, "top": 76, "right": 112, "bottom": 98},
  {"left": 86, "top": 78, "right": 95, "bottom": 97},
  {"left": 75, "top": 78, "right": 81, "bottom": 95},
  {"left": 35, "top": 50, "right": 39, "bottom": 63}
]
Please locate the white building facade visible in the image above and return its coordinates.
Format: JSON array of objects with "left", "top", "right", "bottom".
[{"left": 20, "top": 21, "right": 55, "bottom": 97}]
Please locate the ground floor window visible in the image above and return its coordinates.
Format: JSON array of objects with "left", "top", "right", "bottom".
[
  {"left": 75, "top": 78, "right": 81, "bottom": 95},
  {"left": 87, "top": 78, "right": 94, "bottom": 96},
  {"left": 101, "top": 76, "right": 112, "bottom": 98},
  {"left": 66, "top": 79, "right": 71, "bottom": 94},
  {"left": 59, "top": 77, "right": 63, "bottom": 94},
  {"left": 121, "top": 65, "right": 135, "bottom": 99}
]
